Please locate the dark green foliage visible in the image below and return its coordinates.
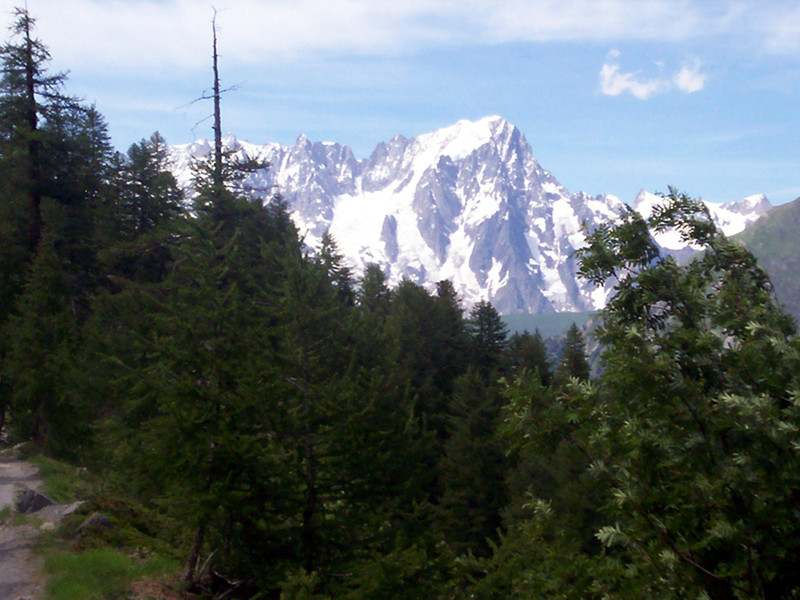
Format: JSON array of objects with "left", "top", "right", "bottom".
[
  {"left": 317, "top": 231, "right": 355, "bottom": 306},
  {"left": 3, "top": 233, "right": 83, "bottom": 453},
  {"left": 97, "top": 133, "right": 185, "bottom": 286},
  {"left": 489, "top": 189, "right": 800, "bottom": 599},
  {"left": 508, "top": 328, "right": 551, "bottom": 385},
  {"left": 357, "top": 263, "right": 391, "bottom": 315},
  {"left": 113, "top": 132, "right": 183, "bottom": 240},
  {"left": 384, "top": 279, "right": 466, "bottom": 437},
  {"left": 0, "top": 6, "right": 65, "bottom": 252},
  {"left": 437, "top": 368, "right": 507, "bottom": 555},
  {"left": 552, "top": 322, "right": 590, "bottom": 388},
  {"left": 467, "top": 299, "right": 509, "bottom": 375}
]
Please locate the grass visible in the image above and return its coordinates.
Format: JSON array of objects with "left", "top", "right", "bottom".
[
  {"left": 29, "top": 454, "right": 95, "bottom": 503},
  {"left": 43, "top": 547, "right": 179, "bottom": 600},
  {"left": 9, "top": 449, "right": 188, "bottom": 599}
]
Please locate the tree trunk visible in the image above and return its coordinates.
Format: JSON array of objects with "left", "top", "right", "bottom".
[
  {"left": 182, "top": 522, "right": 205, "bottom": 584},
  {"left": 211, "top": 9, "right": 223, "bottom": 202},
  {"left": 301, "top": 401, "right": 318, "bottom": 572},
  {"left": 23, "top": 13, "right": 42, "bottom": 252}
]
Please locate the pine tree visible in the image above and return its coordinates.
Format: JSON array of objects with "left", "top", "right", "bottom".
[
  {"left": 552, "top": 323, "right": 590, "bottom": 388},
  {"left": 0, "top": 7, "right": 114, "bottom": 440},
  {"left": 3, "top": 233, "right": 81, "bottom": 453},
  {"left": 98, "top": 132, "right": 185, "bottom": 285},
  {"left": 438, "top": 367, "right": 507, "bottom": 555},
  {"left": 466, "top": 299, "right": 509, "bottom": 376},
  {"left": 0, "top": 6, "right": 66, "bottom": 252},
  {"left": 116, "top": 132, "right": 183, "bottom": 239},
  {"left": 357, "top": 263, "right": 390, "bottom": 314},
  {"left": 508, "top": 328, "right": 551, "bottom": 386}
]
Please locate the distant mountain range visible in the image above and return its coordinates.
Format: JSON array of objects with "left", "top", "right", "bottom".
[{"left": 168, "top": 116, "right": 774, "bottom": 315}]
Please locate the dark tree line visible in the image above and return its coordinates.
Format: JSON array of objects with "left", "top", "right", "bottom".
[{"left": 2, "top": 8, "right": 799, "bottom": 600}]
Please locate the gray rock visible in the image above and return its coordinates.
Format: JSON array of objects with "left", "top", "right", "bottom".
[
  {"left": 74, "top": 512, "right": 113, "bottom": 536},
  {"left": 36, "top": 499, "right": 87, "bottom": 523},
  {"left": 12, "top": 485, "right": 56, "bottom": 514}
]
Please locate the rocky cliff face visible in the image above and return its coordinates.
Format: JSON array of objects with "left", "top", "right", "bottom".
[{"left": 169, "top": 116, "right": 772, "bottom": 314}]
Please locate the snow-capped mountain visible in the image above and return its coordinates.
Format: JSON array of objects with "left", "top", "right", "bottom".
[
  {"left": 632, "top": 190, "right": 772, "bottom": 262},
  {"left": 168, "top": 117, "right": 772, "bottom": 314}
]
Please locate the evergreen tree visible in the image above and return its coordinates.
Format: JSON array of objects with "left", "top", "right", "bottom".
[
  {"left": 0, "top": 6, "right": 67, "bottom": 252},
  {"left": 316, "top": 232, "right": 355, "bottom": 307},
  {"left": 432, "top": 280, "right": 469, "bottom": 391},
  {"left": 356, "top": 263, "right": 390, "bottom": 315},
  {"left": 385, "top": 280, "right": 451, "bottom": 436},
  {"left": 552, "top": 322, "right": 590, "bottom": 388},
  {"left": 437, "top": 367, "right": 507, "bottom": 555},
  {"left": 466, "top": 299, "right": 509, "bottom": 376},
  {"left": 0, "top": 7, "right": 114, "bottom": 441},
  {"left": 508, "top": 328, "right": 551, "bottom": 386},
  {"left": 98, "top": 132, "right": 185, "bottom": 285},
  {"left": 116, "top": 132, "right": 183, "bottom": 239},
  {"left": 3, "top": 233, "right": 82, "bottom": 453}
]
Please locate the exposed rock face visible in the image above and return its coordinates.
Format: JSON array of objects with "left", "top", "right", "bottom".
[
  {"left": 74, "top": 512, "right": 114, "bottom": 537},
  {"left": 169, "top": 117, "right": 772, "bottom": 314},
  {"left": 12, "top": 485, "right": 56, "bottom": 514}
]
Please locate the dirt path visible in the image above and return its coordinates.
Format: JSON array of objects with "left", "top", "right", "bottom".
[{"left": 0, "top": 455, "right": 46, "bottom": 599}]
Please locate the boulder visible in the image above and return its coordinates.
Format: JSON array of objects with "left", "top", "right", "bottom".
[
  {"left": 12, "top": 485, "right": 56, "bottom": 514},
  {"left": 74, "top": 511, "right": 114, "bottom": 536}
]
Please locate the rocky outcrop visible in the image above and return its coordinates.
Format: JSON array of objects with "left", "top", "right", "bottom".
[{"left": 169, "top": 117, "right": 772, "bottom": 314}]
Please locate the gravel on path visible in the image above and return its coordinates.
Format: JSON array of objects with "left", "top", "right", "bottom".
[{"left": 0, "top": 455, "right": 46, "bottom": 599}]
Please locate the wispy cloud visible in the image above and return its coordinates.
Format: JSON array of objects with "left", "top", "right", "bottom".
[
  {"left": 599, "top": 51, "right": 705, "bottom": 99},
  {"left": 759, "top": 4, "right": 800, "bottom": 54},
  {"left": 2, "top": 0, "right": 794, "bottom": 75}
]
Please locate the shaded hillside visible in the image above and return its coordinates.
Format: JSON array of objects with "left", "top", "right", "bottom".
[{"left": 736, "top": 197, "right": 800, "bottom": 320}]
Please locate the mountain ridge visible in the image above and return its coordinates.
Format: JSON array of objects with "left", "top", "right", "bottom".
[{"left": 168, "top": 116, "right": 772, "bottom": 314}]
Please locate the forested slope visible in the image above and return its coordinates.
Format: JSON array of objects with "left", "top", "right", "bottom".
[{"left": 1, "top": 8, "right": 799, "bottom": 599}]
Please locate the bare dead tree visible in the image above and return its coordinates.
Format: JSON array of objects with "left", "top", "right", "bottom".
[{"left": 211, "top": 7, "right": 222, "bottom": 203}]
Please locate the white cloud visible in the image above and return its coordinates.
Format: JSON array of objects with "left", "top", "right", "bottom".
[
  {"left": 0, "top": 0, "right": 788, "bottom": 75},
  {"left": 673, "top": 59, "right": 706, "bottom": 93},
  {"left": 599, "top": 51, "right": 705, "bottom": 99}
]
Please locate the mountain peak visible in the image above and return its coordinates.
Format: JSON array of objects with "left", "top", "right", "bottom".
[
  {"left": 410, "top": 115, "right": 520, "bottom": 163},
  {"left": 168, "top": 120, "right": 772, "bottom": 315}
]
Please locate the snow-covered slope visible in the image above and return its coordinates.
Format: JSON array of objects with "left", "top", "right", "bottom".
[
  {"left": 169, "top": 117, "right": 772, "bottom": 314},
  {"left": 632, "top": 190, "right": 772, "bottom": 262}
]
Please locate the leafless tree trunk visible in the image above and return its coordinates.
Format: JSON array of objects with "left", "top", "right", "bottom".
[{"left": 211, "top": 8, "right": 223, "bottom": 203}]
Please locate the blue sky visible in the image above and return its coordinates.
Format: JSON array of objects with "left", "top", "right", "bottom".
[{"left": 5, "top": 0, "right": 800, "bottom": 205}]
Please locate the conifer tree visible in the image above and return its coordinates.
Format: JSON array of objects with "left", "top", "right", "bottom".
[
  {"left": 3, "top": 233, "right": 81, "bottom": 452},
  {"left": 98, "top": 132, "right": 185, "bottom": 285},
  {"left": 117, "top": 132, "right": 183, "bottom": 239},
  {"left": 466, "top": 299, "right": 509, "bottom": 376},
  {"left": 508, "top": 328, "right": 551, "bottom": 386},
  {"left": 0, "top": 6, "right": 113, "bottom": 440},
  {"left": 552, "top": 323, "right": 590, "bottom": 388},
  {"left": 438, "top": 367, "right": 507, "bottom": 555},
  {"left": 356, "top": 263, "right": 390, "bottom": 315},
  {"left": 0, "top": 6, "right": 65, "bottom": 252}
]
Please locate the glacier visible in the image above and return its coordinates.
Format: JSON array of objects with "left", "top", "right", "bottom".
[{"left": 169, "top": 116, "right": 772, "bottom": 314}]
